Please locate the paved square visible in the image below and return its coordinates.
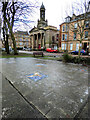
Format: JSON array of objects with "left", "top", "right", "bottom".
[{"left": 1, "top": 58, "right": 88, "bottom": 118}]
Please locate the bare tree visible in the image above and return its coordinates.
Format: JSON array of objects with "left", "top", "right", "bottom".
[
  {"left": 1, "top": 0, "right": 38, "bottom": 55},
  {"left": 2, "top": 2, "right": 10, "bottom": 54},
  {"left": 70, "top": 0, "right": 90, "bottom": 57},
  {"left": 64, "top": 0, "right": 90, "bottom": 57}
]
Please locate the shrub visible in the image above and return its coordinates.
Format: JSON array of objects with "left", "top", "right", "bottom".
[
  {"left": 57, "top": 48, "right": 60, "bottom": 53},
  {"left": 63, "top": 53, "right": 72, "bottom": 62}
]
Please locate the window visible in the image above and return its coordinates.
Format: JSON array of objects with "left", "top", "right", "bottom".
[
  {"left": 62, "top": 43, "right": 64, "bottom": 50},
  {"left": 23, "top": 43, "right": 26, "bottom": 46},
  {"left": 70, "top": 43, "right": 73, "bottom": 50},
  {"left": 74, "top": 23, "right": 77, "bottom": 28},
  {"left": 26, "top": 42, "right": 28, "bottom": 46},
  {"left": 23, "top": 38, "right": 25, "bottom": 41},
  {"left": 62, "top": 25, "right": 65, "bottom": 32},
  {"left": 19, "top": 42, "right": 23, "bottom": 46},
  {"left": 85, "top": 21, "right": 89, "bottom": 28},
  {"left": 76, "top": 43, "right": 79, "bottom": 51},
  {"left": 25, "top": 35, "right": 29, "bottom": 38},
  {"left": 85, "top": 31, "right": 88, "bottom": 39},
  {"left": 66, "top": 25, "right": 68, "bottom": 31},
  {"left": 19, "top": 38, "right": 22, "bottom": 41},
  {"left": 73, "top": 33, "right": 76, "bottom": 40},
  {"left": 62, "top": 34, "right": 65, "bottom": 41},
  {"left": 52, "top": 36, "right": 55, "bottom": 43},
  {"left": 42, "top": 12, "right": 44, "bottom": 17},
  {"left": 23, "top": 36, "right": 25, "bottom": 38},
  {"left": 19, "top": 35, "right": 22, "bottom": 37},
  {"left": 65, "top": 43, "right": 67, "bottom": 50},
  {"left": 65, "top": 17, "right": 71, "bottom": 22},
  {"left": 65, "top": 34, "right": 67, "bottom": 41},
  {"left": 26, "top": 39, "right": 28, "bottom": 42},
  {"left": 56, "top": 34, "right": 59, "bottom": 41}
]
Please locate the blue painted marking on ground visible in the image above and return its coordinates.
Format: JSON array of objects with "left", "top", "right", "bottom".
[
  {"left": 80, "top": 69, "right": 87, "bottom": 72},
  {"left": 27, "top": 72, "right": 48, "bottom": 82},
  {"left": 35, "top": 64, "right": 46, "bottom": 66}
]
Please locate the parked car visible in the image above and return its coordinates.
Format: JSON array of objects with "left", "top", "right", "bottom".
[
  {"left": 46, "top": 48, "right": 57, "bottom": 53},
  {"left": 1, "top": 48, "right": 5, "bottom": 51},
  {"left": 71, "top": 49, "right": 87, "bottom": 55}
]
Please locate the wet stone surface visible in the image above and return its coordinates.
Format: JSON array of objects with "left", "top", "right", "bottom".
[
  {"left": 1, "top": 73, "right": 47, "bottom": 119},
  {"left": 0, "top": 57, "right": 89, "bottom": 118}
]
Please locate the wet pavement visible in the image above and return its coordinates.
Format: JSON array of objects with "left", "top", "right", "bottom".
[
  {"left": 1, "top": 73, "right": 47, "bottom": 119},
  {"left": 0, "top": 57, "right": 89, "bottom": 119}
]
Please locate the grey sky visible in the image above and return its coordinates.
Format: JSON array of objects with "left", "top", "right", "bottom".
[
  {"left": 33, "top": 0, "right": 77, "bottom": 29},
  {"left": 14, "top": 0, "right": 89, "bottom": 31}
]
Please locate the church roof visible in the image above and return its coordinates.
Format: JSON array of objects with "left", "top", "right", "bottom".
[{"left": 40, "top": 2, "right": 45, "bottom": 9}]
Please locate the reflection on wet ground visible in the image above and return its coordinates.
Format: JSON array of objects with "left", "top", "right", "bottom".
[{"left": 1, "top": 57, "right": 88, "bottom": 118}]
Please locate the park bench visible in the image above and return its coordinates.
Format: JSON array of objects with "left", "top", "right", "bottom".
[{"left": 33, "top": 51, "right": 44, "bottom": 57}]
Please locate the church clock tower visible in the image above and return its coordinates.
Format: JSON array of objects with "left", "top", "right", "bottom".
[
  {"left": 40, "top": 2, "right": 45, "bottom": 21},
  {"left": 37, "top": 3, "right": 48, "bottom": 28}
]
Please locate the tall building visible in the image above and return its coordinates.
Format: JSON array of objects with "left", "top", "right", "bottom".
[
  {"left": 29, "top": 3, "right": 59, "bottom": 50},
  {"left": 59, "top": 2, "right": 90, "bottom": 53}
]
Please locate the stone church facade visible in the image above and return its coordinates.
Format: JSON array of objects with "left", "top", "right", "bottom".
[{"left": 29, "top": 3, "right": 59, "bottom": 50}]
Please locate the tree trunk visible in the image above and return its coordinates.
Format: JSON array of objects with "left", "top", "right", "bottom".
[
  {"left": 10, "top": 31, "right": 18, "bottom": 55},
  {"left": 2, "top": 27, "right": 7, "bottom": 51},
  {"left": 78, "top": 42, "right": 82, "bottom": 58},
  {"left": 6, "top": 34, "right": 10, "bottom": 54}
]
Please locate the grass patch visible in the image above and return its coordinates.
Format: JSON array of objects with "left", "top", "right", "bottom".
[
  {"left": 0, "top": 52, "right": 34, "bottom": 58},
  {"left": 0, "top": 51, "right": 63, "bottom": 61}
]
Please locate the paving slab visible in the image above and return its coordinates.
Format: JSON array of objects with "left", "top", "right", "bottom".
[
  {"left": 1, "top": 73, "right": 47, "bottom": 119},
  {"left": 1, "top": 57, "right": 89, "bottom": 119}
]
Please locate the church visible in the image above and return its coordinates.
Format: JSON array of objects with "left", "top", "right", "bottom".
[{"left": 29, "top": 3, "right": 59, "bottom": 50}]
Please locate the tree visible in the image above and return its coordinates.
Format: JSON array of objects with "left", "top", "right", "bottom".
[
  {"left": 64, "top": 0, "right": 90, "bottom": 57},
  {"left": 2, "top": 2, "right": 10, "bottom": 54},
  {"left": 70, "top": 0, "right": 90, "bottom": 57},
  {"left": 1, "top": 0, "right": 38, "bottom": 55}
]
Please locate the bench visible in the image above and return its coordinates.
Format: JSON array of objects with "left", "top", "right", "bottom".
[{"left": 33, "top": 51, "right": 44, "bottom": 57}]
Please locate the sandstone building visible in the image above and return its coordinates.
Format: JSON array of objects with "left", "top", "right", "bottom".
[
  {"left": 29, "top": 3, "right": 59, "bottom": 50},
  {"left": 9, "top": 31, "right": 30, "bottom": 50},
  {"left": 59, "top": 2, "right": 90, "bottom": 53}
]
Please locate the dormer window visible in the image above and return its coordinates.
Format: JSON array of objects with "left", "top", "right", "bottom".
[{"left": 65, "top": 16, "right": 71, "bottom": 22}]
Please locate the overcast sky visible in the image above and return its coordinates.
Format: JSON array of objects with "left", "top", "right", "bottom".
[
  {"left": 14, "top": 0, "right": 88, "bottom": 31},
  {"left": 32, "top": 0, "right": 78, "bottom": 29}
]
